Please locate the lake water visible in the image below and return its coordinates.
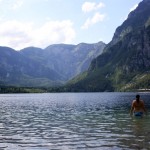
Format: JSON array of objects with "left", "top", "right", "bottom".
[{"left": 0, "top": 92, "right": 150, "bottom": 150}]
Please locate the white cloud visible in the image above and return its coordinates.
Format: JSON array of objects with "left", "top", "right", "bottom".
[
  {"left": 0, "top": 0, "right": 24, "bottom": 11},
  {"left": 12, "top": 0, "right": 24, "bottom": 10},
  {"left": 81, "top": 12, "right": 105, "bottom": 29},
  {"left": 0, "top": 20, "right": 76, "bottom": 50},
  {"left": 130, "top": 4, "right": 138, "bottom": 12},
  {"left": 82, "top": 2, "right": 105, "bottom": 13}
]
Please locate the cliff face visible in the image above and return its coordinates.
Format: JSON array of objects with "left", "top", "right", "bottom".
[
  {"left": 92, "top": 0, "right": 150, "bottom": 72},
  {"left": 67, "top": 0, "right": 150, "bottom": 92},
  {"left": 112, "top": 0, "right": 150, "bottom": 45}
]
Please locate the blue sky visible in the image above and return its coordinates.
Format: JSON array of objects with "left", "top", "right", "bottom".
[{"left": 0, "top": 0, "right": 142, "bottom": 50}]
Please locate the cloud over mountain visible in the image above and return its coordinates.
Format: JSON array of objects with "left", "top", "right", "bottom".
[{"left": 0, "top": 20, "right": 76, "bottom": 50}]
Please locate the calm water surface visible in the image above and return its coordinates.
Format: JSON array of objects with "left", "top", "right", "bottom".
[{"left": 0, "top": 92, "right": 150, "bottom": 150}]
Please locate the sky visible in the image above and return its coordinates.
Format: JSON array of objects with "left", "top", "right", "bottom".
[{"left": 0, "top": 0, "right": 142, "bottom": 50}]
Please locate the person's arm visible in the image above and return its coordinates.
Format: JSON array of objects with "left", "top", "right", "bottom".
[
  {"left": 130, "top": 101, "right": 134, "bottom": 116},
  {"left": 142, "top": 101, "right": 148, "bottom": 115}
]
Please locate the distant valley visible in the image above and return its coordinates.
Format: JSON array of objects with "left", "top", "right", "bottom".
[{"left": 0, "top": 42, "right": 105, "bottom": 87}]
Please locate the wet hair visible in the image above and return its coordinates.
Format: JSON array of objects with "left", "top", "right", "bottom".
[
  {"left": 136, "top": 94, "right": 140, "bottom": 102},
  {"left": 136, "top": 94, "right": 140, "bottom": 98}
]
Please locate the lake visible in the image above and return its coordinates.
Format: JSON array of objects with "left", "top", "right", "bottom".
[{"left": 0, "top": 92, "right": 150, "bottom": 150}]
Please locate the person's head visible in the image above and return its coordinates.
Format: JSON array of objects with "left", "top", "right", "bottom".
[{"left": 136, "top": 94, "right": 140, "bottom": 101}]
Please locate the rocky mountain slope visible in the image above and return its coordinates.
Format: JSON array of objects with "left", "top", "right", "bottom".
[
  {"left": 0, "top": 42, "right": 105, "bottom": 87},
  {"left": 67, "top": 0, "right": 150, "bottom": 92}
]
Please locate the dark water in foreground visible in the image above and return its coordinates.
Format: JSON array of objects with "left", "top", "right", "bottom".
[{"left": 0, "top": 92, "right": 150, "bottom": 150}]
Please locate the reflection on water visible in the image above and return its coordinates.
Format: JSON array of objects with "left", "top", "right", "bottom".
[{"left": 0, "top": 92, "right": 150, "bottom": 150}]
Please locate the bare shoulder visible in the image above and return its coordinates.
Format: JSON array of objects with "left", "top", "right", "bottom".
[
  {"left": 132, "top": 100, "right": 136, "bottom": 103},
  {"left": 140, "top": 99, "right": 144, "bottom": 104},
  {"left": 132, "top": 100, "right": 136, "bottom": 106}
]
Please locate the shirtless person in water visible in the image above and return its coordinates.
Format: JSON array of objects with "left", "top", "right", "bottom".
[{"left": 130, "top": 94, "right": 147, "bottom": 116}]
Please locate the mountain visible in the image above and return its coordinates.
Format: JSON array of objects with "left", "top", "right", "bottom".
[
  {"left": 45, "top": 42, "right": 105, "bottom": 80},
  {"left": 0, "top": 47, "right": 63, "bottom": 87},
  {"left": 66, "top": 0, "right": 150, "bottom": 92},
  {"left": 0, "top": 42, "right": 105, "bottom": 87},
  {"left": 20, "top": 42, "right": 105, "bottom": 81}
]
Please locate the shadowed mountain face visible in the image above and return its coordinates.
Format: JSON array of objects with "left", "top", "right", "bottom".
[
  {"left": 67, "top": 0, "right": 150, "bottom": 92},
  {"left": 0, "top": 42, "right": 105, "bottom": 87}
]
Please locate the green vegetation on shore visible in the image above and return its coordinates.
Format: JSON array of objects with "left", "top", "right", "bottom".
[{"left": 0, "top": 86, "right": 47, "bottom": 93}]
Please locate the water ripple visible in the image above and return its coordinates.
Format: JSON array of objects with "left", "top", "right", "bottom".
[{"left": 0, "top": 93, "right": 150, "bottom": 149}]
